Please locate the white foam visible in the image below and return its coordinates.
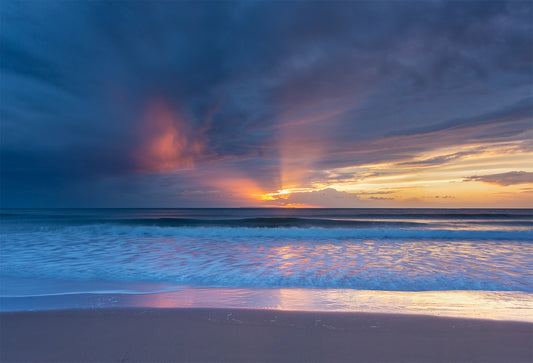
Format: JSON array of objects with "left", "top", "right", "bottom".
[{"left": 2, "top": 224, "right": 532, "bottom": 291}]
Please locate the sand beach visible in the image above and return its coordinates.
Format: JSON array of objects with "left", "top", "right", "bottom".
[{"left": 1, "top": 308, "right": 531, "bottom": 362}]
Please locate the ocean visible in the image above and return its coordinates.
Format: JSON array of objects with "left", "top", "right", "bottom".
[{"left": 1, "top": 208, "right": 532, "bottom": 320}]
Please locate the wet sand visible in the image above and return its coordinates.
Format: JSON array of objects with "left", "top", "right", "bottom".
[{"left": 1, "top": 308, "right": 531, "bottom": 362}]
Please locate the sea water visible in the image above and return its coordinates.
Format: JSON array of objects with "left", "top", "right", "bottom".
[{"left": 1, "top": 208, "right": 532, "bottom": 320}]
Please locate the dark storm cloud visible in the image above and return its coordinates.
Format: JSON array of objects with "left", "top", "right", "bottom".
[
  {"left": 1, "top": 0, "right": 532, "bottom": 206},
  {"left": 316, "top": 95, "right": 532, "bottom": 174},
  {"left": 390, "top": 97, "right": 533, "bottom": 138}
]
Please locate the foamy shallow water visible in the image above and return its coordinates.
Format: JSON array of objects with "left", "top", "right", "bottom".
[
  {"left": 1, "top": 208, "right": 532, "bottom": 320},
  {"left": 2, "top": 286, "right": 532, "bottom": 322},
  {"left": 2, "top": 225, "right": 531, "bottom": 291}
]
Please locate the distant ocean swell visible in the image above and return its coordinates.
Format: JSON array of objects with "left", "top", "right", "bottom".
[
  {"left": 2, "top": 214, "right": 533, "bottom": 225},
  {"left": 1, "top": 209, "right": 532, "bottom": 297},
  {"left": 2, "top": 215, "right": 532, "bottom": 236},
  {"left": 2, "top": 223, "right": 532, "bottom": 241},
  {"left": 2, "top": 225, "right": 532, "bottom": 292}
]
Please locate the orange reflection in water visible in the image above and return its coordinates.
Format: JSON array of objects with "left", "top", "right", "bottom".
[
  {"left": 138, "top": 291, "right": 196, "bottom": 308},
  {"left": 268, "top": 245, "right": 305, "bottom": 276},
  {"left": 125, "top": 288, "right": 533, "bottom": 322}
]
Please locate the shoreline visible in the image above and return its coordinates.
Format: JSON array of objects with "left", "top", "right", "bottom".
[
  {"left": 2, "top": 287, "right": 532, "bottom": 322},
  {"left": 1, "top": 308, "right": 532, "bottom": 362}
]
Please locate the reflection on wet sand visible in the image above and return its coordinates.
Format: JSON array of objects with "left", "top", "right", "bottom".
[{"left": 127, "top": 288, "right": 533, "bottom": 322}]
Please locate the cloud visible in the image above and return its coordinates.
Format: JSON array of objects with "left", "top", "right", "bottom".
[
  {"left": 397, "top": 148, "right": 487, "bottom": 167},
  {"left": 1, "top": 0, "right": 532, "bottom": 206},
  {"left": 321, "top": 96, "right": 532, "bottom": 173},
  {"left": 368, "top": 196, "right": 395, "bottom": 201},
  {"left": 464, "top": 171, "right": 533, "bottom": 186},
  {"left": 266, "top": 188, "right": 394, "bottom": 208},
  {"left": 135, "top": 100, "right": 204, "bottom": 172},
  {"left": 389, "top": 97, "right": 533, "bottom": 138}
]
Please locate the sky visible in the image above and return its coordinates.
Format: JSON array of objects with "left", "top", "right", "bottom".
[{"left": 1, "top": 0, "right": 532, "bottom": 208}]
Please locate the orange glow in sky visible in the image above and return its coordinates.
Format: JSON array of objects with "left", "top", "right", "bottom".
[
  {"left": 132, "top": 99, "right": 532, "bottom": 208},
  {"left": 137, "top": 100, "right": 203, "bottom": 172},
  {"left": 258, "top": 140, "right": 533, "bottom": 208}
]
